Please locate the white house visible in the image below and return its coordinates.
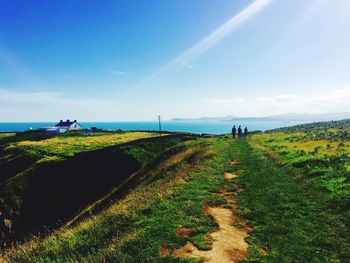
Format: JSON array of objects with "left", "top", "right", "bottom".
[
  {"left": 55, "top": 119, "right": 83, "bottom": 133},
  {"left": 41, "top": 119, "right": 83, "bottom": 134}
]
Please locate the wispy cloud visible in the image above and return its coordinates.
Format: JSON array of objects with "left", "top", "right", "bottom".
[
  {"left": 0, "top": 89, "right": 140, "bottom": 121},
  {"left": 179, "top": 60, "right": 195, "bottom": 69},
  {"left": 111, "top": 70, "right": 128, "bottom": 76},
  {"left": 201, "top": 88, "right": 350, "bottom": 117},
  {"left": 2, "top": 87, "right": 349, "bottom": 121},
  {"left": 139, "top": 0, "right": 273, "bottom": 86}
]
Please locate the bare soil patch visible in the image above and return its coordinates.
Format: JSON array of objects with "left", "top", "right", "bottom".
[
  {"left": 224, "top": 172, "right": 239, "bottom": 180},
  {"left": 173, "top": 241, "right": 205, "bottom": 259},
  {"left": 228, "top": 160, "right": 239, "bottom": 165},
  {"left": 171, "top": 169, "right": 249, "bottom": 262},
  {"left": 176, "top": 227, "right": 194, "bottom": 237},
  {"left": 159, "top": 243, "right": 170, "bottom": 257},
  {"left": 174, "top": 206, "right": 248, "bottom": 262}
]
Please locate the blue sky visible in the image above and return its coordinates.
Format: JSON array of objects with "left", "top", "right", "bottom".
[{"left": 1, "top": 0, "right": 350, "bottom": 121}]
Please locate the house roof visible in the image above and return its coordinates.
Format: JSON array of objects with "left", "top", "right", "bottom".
[{"left": 55, "top": 120, "right": 77, "bottom": 127}]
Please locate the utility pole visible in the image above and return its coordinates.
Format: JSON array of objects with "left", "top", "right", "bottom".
[{"left": 157, "top": 115, "right": 162, "bottom": 136}]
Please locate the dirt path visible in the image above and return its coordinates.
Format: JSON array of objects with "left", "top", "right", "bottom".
[{"left": 173, "top": 169, "right": 249, "bottom": 263}]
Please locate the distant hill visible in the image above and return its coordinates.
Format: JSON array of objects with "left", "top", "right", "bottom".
[
  {"left": 268, "top": 118, "right": 350, "bottom": 134},
  {"left": 172, "top": 113, "right": 350, "bottom": 122}
]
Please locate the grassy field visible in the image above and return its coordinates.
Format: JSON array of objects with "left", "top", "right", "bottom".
[
  {"left": 270, "top": 119, "right": 350, "bottom": 141},
  {"left": 0, "top": 131, "right": 175, "bottom": 248},
  {"left": 2, "top": 137, "right": 218, "bottom": 262},
  {"left": 4, "top": 131, "right": 158, "bottom": 158},
  {"left": 234, "top": 138, "right": 350, "bottom": 262},
  {"left": 1, "top": 123, "right": 350, "bottom": 262},
  {"left": 251, "top": 132, "right": 350, "bottom": 199},
  {"left": 0, "top": 133, "right": 15, "bottom": 140}
]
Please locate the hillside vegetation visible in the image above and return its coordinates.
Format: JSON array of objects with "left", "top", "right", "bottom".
[
  {"left": 270, "top": 118, "right": 350, "bottom": 141},
  {"left": 2, "top": 135, "right": 214, "bottom": 262},
  {"left": 0, "top": 133, "right": 15, "bottom": 140},
  {"left": 248, "top": 120, "right": 350, "bottom": 261},
  {"left": 0, "top": 131, "right": 182, "bottom": 247},
  {"left": 254, "top": 120, "right": 350, "bottom": 199},
  {"left": 3, "top": 131, "right": 158, "bottom": 158},
  {"left": 1, "top": 120, "right": 350, "bottom": 262}
]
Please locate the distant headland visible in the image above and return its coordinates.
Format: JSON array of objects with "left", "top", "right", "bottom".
[{"left": 171, "top": 112, "right": 350, "bottom": 122}]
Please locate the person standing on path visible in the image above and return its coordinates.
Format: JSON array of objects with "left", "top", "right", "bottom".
[
  {"left": 244, "top": 127, "right": 248, "bottom": 136},
  {"left": 232, "top": 125, "right": 236, "bottom": 138},
  {"left": 238, "top": 125, "right": 242, "bottom": 137}
]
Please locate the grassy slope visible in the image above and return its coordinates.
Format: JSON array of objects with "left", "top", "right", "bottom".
[
  {"left": 240, "top": 136, "right": 350, "bottom": 262},
  {"left": 0, "top": 132, "right": 178, "bottom": 247},
  {"left": 0, "top": 131, "right": 159, "bottom": 186},
  {"left": 2, "top": 133, "right": 349, "bottom": 262},
  {"left": 3, "top": 137, "right": 221, "bottom": 262},
  {"left": 0, "top": 133, "right": 15, "bottom": 140},
  {"left": 246, "top": 120, "right": 350, "bottom": 261},
  {"left": 4, "top": 131, "right": 158, "bottom": 158},
  {"left": 251, "top": 132, "right": 350, "bottom": 199}
]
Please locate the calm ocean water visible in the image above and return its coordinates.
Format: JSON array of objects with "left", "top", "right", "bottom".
[{"left": 0, "top": 120, "right": 306, "bottom": 134}]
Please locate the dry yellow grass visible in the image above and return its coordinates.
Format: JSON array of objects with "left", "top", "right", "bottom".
[
  {"left": 5, "top": 132, "right": 158, "bottom": 157},
  {"left": 251, "top": 132, "right": 350, "bottom": 156},
  {"left": 0, "top": 133, "right": 15, "bottom": 140},
  {"left": 1, "top": 140, "right": 210, "bottom": 262}
]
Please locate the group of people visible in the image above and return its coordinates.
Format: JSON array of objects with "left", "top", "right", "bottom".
[{"left": 231, "top": 125, "right": 248, "bottom": 138}]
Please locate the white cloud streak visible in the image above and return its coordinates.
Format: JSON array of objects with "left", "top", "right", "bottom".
[
  {"left": 139, "top": 0, "right": 273, "bottom": 86},
  {"left": 1, "top": 88, "right": 350, "bottom": 121},
  {"left": 201, "top": 88, "right": 350, "bottom": 117},
  {"left": 0, "top": 89, "right": 141, "bottom": 121},
  {"left": 111, "top": 70, "right": 128, "bottom": 76},
  {"left": 179, "top": 60, "right": 195, "bottom": 69}
]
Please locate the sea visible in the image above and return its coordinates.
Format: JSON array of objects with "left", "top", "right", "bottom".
[{"left": 0, "top": 120, "right": 307, "bottom": 135}]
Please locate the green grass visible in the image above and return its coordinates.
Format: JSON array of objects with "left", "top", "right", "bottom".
[
  {"left": 2, "top": 137, "right": 235, "bottom": 262},
  {"left": 251, "top": 132, "right": 350, "bottom": 199},
  {"left": 231, "top": 138, "right": 350, "bottom": 262},
  {"left": 2, "top": 134, "right": 350, "bottom": 262},
  {"left": 0, "top": 135, "right": 191, "bottom": 248},
  {"left": 0, "top": 133, "right": 15, "bottom": 140},
  {"left": 269, "top": 118, "right": 350, "bottom": 141},
  {"left": 4, "top": 131, "right": 158, "bottom": 158}
]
